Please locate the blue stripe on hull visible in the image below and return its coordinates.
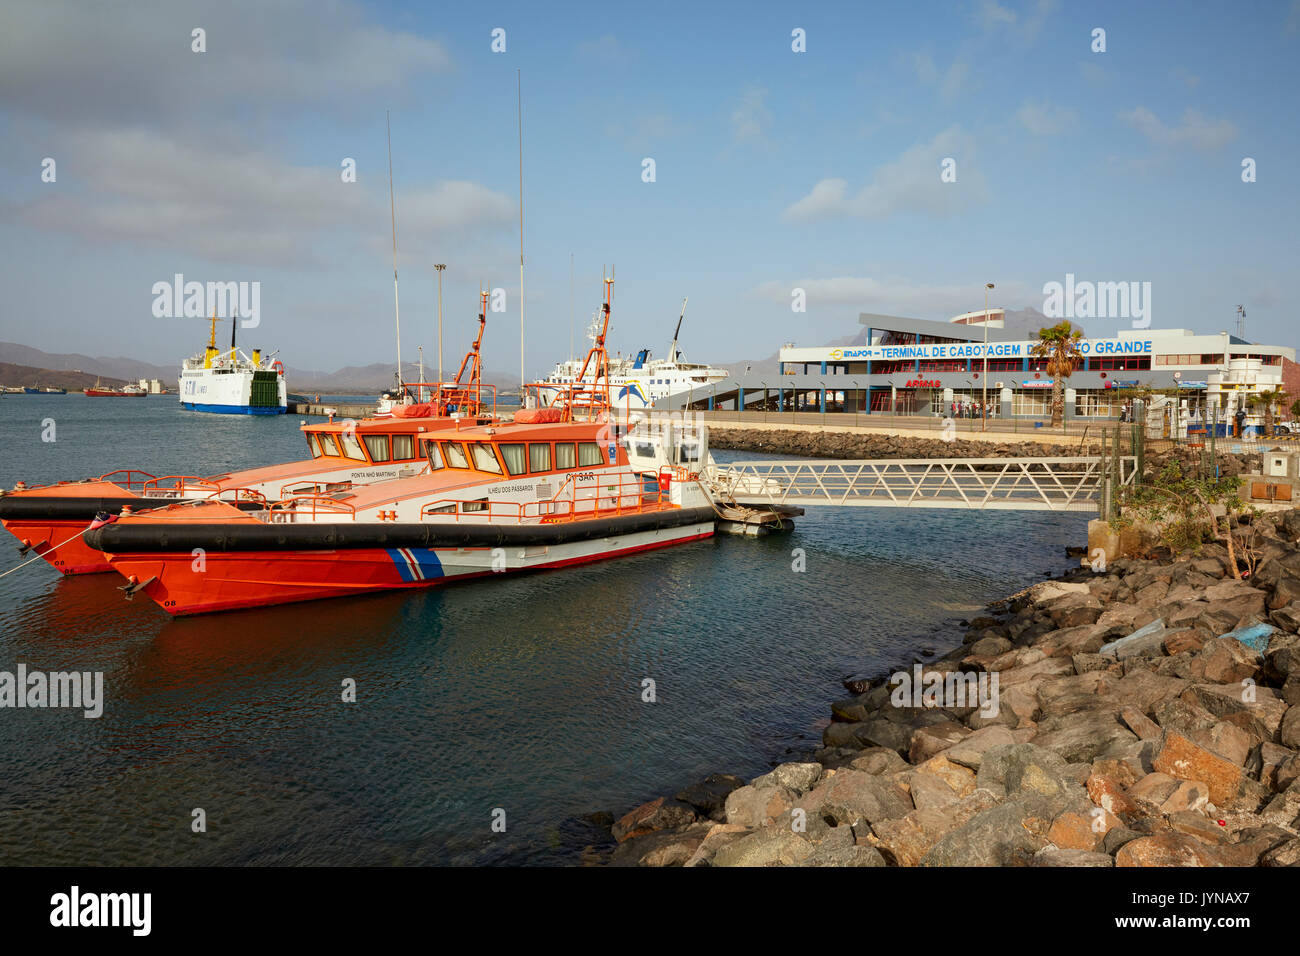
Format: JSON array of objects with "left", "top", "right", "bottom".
[
  {"left": 181, "top": 402, "right": 286, "bottom": 415},
  {"left": 385, "top": 547, "right": 445, "bottom": 583}
]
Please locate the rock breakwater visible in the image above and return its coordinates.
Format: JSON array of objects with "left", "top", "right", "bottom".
[{"left": 596, "top": 507, "right": 1300, "bottom": 867}]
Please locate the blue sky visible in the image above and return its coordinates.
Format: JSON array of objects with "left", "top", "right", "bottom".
[{"left": 1, "top": 0, "right": 1297, "bottom": 377}]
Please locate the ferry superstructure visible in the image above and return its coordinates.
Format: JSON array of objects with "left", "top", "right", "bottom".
[{"left": 536, "top": 298, "right": 728, "bottom": 409}]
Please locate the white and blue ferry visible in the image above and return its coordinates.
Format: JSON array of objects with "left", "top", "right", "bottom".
[{"left": 179, "top": 314, "right": 286, "bottom": 414}]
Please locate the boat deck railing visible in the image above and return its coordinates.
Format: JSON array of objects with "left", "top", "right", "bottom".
[{"left": 417, "top": 472, "right": 670, "bottom": 524}]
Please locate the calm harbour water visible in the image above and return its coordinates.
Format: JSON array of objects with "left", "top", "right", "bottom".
[{"left": 0, "top": 395, "right": 1087, "bottom": 865}]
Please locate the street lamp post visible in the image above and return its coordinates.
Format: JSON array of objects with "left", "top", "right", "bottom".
[
  {"left": 434, "top": 263, "right": 447, "bottom": 383},
  {"left": 760, "top": 381, "right": 768, "bottom": 423},
  {"left": 982, "top": 282, "right": 994, "bottom": 432},
  {"left": 819, "top": 380, "right": 827, "bottom": 427}
]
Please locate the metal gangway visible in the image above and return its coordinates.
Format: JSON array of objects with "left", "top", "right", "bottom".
[{"left": 702, "top": 456, "right": 1138, "bottom": 512}]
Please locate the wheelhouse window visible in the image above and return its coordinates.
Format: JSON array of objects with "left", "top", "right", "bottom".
[
  {"left": 306, "top": 433, "right": 325, "bottom": 458},
  {"left": 362, "top": 434, "right": 391, "bottom": 462},
  {"left": 425, "top": 443, "right": 445, "bottom": 470},
  {"left": 577, "top": 441, "right": 603, "bottom": 466},
  {"left": 528, "top": 442, "right": 552, "bottom": 473},
  {"left": 470, "top": 442, "right": 502, "bottom": 474},
  {"left": 338, "top": 430, "right": 367, "bottom": 461},
  {"left": 555, "top": 442, "right": 576, "bottom": 469},
  {"left": 442, "top": 442, "right": 469, "bottom": 469},
  {"left": 499, "top": 443, "right": 527, "bottom": 476},
  {"left": 392, "top": 434, "right": 416, "bottom": 460},
  {"left": 314, "top": 433, "right": 341, "bottom": 457}
]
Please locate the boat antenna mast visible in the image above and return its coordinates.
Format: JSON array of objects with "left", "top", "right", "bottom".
[
  {"left": 517, "top": 69, "right": 525, "bottom": 392},
  {"left": 566, "top": 270, "right": 614, "bottom": 420},
  {"left": 438, "top": 289, "right": 490, "bottom": 417},
  {"left": 386, "top": 109, "right": 404, "bottom": 399},
  {"left": 668, "top": 296, "right": 688, "bottom": 363}
]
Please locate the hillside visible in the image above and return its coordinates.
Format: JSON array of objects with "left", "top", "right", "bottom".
[{"left": 0, "top": 363, "right": 132, "bottom": 391}]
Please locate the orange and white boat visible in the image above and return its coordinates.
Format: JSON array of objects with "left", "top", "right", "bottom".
[
  {"left": 85, "top": 278, "right": 720, "bottom": 615},
  {"left": 0, "top": 295, "right": 497, "bottom": 575}
]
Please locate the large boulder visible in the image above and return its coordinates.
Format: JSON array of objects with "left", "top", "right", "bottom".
[
  {"left": 711, "top": 828, "right": 816, "bottom": 867},
  {"left": 751, "top": 762, "right": 822, "bottom": 794},
  {"left": 675, "top": 774, "right": 746, "bottom": 821},
  {"left": 919, "top": 794, "right": 1062, "bottom": 866},
  {"left": 1151, "top": 730, "right": 1250, "bottom": 807},
  {"left": 612, "top": 797, "right": 698, "bottom": 842},
  {"left": 871, "top": 788, "right": 1000, "bottom": 866},
  {"left": 1031, "top": 710, "right": 1139, "bottom": 763},
  {"left": 796, "top": 769, "right": 913, "bottom": 829},
  {"left": 723, "top": 785, "right": 797, "bottom": 829},
  {"left": 1115, "top": 831, "right": 1257, "bottom": 867}
]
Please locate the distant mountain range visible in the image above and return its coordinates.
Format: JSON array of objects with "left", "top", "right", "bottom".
[
  {"left": 0, "top": 309, "right": 1057, "bottom": 393},
  {"left": 0, "top": 341, "right": 520, "bottom": 394}
]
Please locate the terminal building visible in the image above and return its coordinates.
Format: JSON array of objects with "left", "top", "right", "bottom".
[{"left": 679, "top": 309, "right": 1299, "bottom": 425}]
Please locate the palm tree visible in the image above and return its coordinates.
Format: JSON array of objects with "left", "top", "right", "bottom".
[
  {"left": 1248, "top": 387, "right": 1289, "bottom": 436},
  {"left": 1029, "top": 321, "right": 1084, "bottom": 428}
]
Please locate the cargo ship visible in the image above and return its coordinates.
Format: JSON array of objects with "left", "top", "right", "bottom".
[{"left": 179, "top": 311, "right": 287, "bottom": 414}]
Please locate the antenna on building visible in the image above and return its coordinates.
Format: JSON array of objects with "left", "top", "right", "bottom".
[{"left": 1236, "top": 305, "right": 1246, "bottom": 341}]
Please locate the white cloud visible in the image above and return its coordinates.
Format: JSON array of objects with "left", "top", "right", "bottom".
[
  {"left": 752, "top": 275, "right": 1034, "bottom": 317},
  {"left": 0, "top": 0, "right": 453, "bottom": 126},
  {"left": 1016, "top": 98, "right": 1078, "bottom": 135},
  {"left": 912, "top": 52, "right": 972, "bottom": 101},
  {"left": 1, "top": 128, "right": 514, "bottom": 267},
  {"left": 578, "top": 35, "right": 629, "bottom": 63},
  {"left": 730, "top": 87, "right": 773, "bottom": 142},
  {"left": 1118, "top": 106, "right": 1237, "bottom": 150},
  {"left": 975, "top": 0, "right": 1058, "bottom": 43},
  {"left": 604, "top": 112, "right": 689, "bottom": 152},
  {"left": 783, "top": 127, "right": 988, "bottom": 222}
]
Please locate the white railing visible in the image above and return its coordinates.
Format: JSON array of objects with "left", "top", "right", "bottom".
[{"left": 702, "top": 456, "right": 1137, "bottom": 512}]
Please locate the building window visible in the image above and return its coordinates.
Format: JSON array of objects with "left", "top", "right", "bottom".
[
  {"left": 1013, "top": 390, "right": 1051, "bottom": 416},
  {"left": 1088, "top": 356, "right": 1151, "bottom": 371},
  {"left": 984, "top": 359, "right": 1022, "bottom": 372},
  {"left": 1075, "top": 391, "right": 1119, "bottom": 417},
  {"left": 918, "top": 359, "right": 967, "bottom": 372}
]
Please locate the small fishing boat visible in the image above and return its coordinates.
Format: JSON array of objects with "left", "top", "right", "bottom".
[
  {"left": 86, "top": 278, "right": 719, "bottom": 615},
  {"left": 0, "top": 298, "right": 498, "bottom": 575},
  {"left": 84, "top": 379, "right": 147, "bottom": 397}
]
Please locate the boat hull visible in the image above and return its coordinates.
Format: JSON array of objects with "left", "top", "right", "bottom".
[
  {"left": 0, "top": 518, "right": 113, "bottom": 574},
  {"left": 179, "top": 402, "right": 285, "bottom": 415},
  {"left": 89, "top": 508, "right": 717, "bottom": 615}
]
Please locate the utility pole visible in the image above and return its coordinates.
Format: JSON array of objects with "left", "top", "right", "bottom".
[
  {"left": 982, "top": 282, "right": 994, "bottom": 432},
  {"left": 434, "top": 263, "right": 447, "bottom": 383}
]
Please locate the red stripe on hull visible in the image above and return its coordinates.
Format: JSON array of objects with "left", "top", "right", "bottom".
[
  {"left": 0, "top": 519, "right": 113, "bottom": 574},
  {"left": 108, "top": 529, "right": 714, "bottom": 616}
]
